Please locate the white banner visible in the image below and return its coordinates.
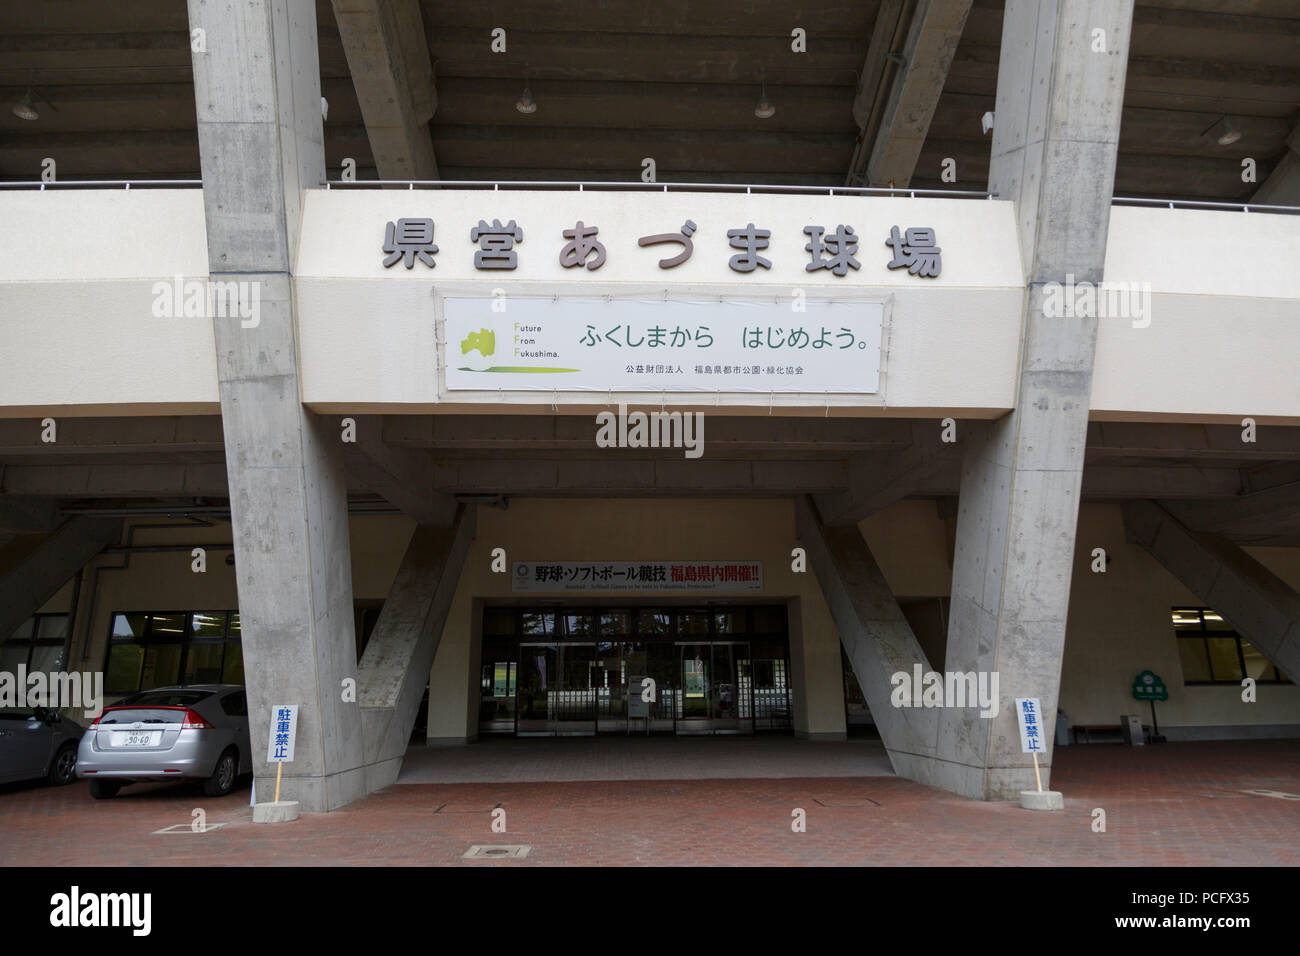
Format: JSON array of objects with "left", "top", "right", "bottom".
[
  {"left": 444, "top": 296, "right": 883, "bottom": 392},
  {"left": 512, "top": 560, "right": 763, "bottom": 592}
]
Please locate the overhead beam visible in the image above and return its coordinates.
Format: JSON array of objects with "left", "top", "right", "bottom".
[
  {"left": 348, "top": 415, "right": 457, "bottom": 525},
  {"left": 1160, "top": 480, "right": 1300, "bottom": 535},
  {"left": 0, "top": 463, "right": 230, "bottom": 498},
  {"left": 849, "top": 0, "right": 974, "bottom": 187},
  {"left": 430, "top": 458, "right": 847, "bottom": 495},
  {"left": 0, "top": 416, "right": 225, "bottom": 457},
  {"left": 1123, "top": 500, "right": 1299, "bottom": 683},
  {"left": 1252, "top": 117, "right": 1300, "bottom": 206},
  {"left": 0, "top": 496, "right": 60, "bottom": 533},
  {"left": 0, "top": 515, "right": 120, "bottom": 641},
  {"left": 814, "top": 422, "right": 960, "bottom": 524},
  {"left": 330, "top": 0, "right": 438, "bottom": 179}
]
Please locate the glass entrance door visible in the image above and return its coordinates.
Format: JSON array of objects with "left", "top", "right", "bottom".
[
  {"left": 676, "top": 641, "right": 752, "bottom": 734},
  {"left": 516, "top": 642, "right": 597, "bottom": 735},
  {"left": 556, "top": 643, "right": 597, "bottom": 735},
  {"left": 516, "top": 643, "right": 557, "bottom": 735},
  {"left": 710, "top": 642, "right": 742, "bottom": 734}
]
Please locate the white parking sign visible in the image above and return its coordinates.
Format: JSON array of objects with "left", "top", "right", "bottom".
[
  {"left": 1015, "top": 697, "right": 1045, "bottom": 754},
  {"left": 267, "top": 704, "right": 297, "bottom": 763}
]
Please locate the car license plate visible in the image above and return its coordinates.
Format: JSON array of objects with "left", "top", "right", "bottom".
[{"left": 115, "top": 731, "right": 160, "bottom": 748}]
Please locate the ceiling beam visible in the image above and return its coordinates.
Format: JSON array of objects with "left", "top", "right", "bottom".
[
  {"left": 347, "top": 416, "right": 457, "bottom": 525},
  {"left": 813, "top": 423, "right": 959, "bottom": 524},
  {"left": 848, "top": 0, "right": 974, "bottom": 187},
  {"left": 1252, "top": 116, "right": 1300, "bottom": 205},
  {"left": 330, "top": 0, "right": 438, "bottom": 180}
]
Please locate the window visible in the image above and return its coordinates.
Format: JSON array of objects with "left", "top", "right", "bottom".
[
  {"left": 1172, "top": 608, "right": 1287, "bottom": 684},
  {"left": 220, "top": 691, "right": 247, "bottom": 717},
  {"left": 0, "top": 613, "right": 69, "bottom": 674},
  {"left": 104, "top": 611, "right": 244, "bottom": 694}
]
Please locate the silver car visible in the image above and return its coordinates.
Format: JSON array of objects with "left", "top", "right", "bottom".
[
  {"left": 0, "top": 706, "right": 84, "bottom": 787},
  {"left": 76, "top": 685, "right": 251, "bottom": 799}
]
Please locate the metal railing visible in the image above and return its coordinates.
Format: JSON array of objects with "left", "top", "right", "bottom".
[
  {"left": 1113, "top": 195, "right": 1300, "bottom": 215},
  {"left": 4, "top": 179, "right": 1296, "bottom": 215},
  {"left": 0, "top": 179, "right": 202, "bottom": 190},
  {"left": 324, "top": 178, "right": 998, "bottom": 199}
]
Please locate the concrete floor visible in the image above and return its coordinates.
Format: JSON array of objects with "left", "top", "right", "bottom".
[{"left": 396, "top": 735, "right": 894, "bottom": 784}]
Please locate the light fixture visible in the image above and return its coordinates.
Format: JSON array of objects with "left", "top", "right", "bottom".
[
  {"left": 12, "top": 88, "right": 40, "bottom": 121},
  {"left": 1217, "top": 117, "right": 1242, "bottom": 146},
  {"left": 515, "top": 80, "right": 537, "bottom": 115},
  {"left": 1201, "top": 114, "right": 1242, "bottom": 147},
  {"left": 754, "top": 69, "right": 775, "bottom": 119}
]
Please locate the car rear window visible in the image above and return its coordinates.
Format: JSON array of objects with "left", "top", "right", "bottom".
[{"left": 118, "top": 690, "right": 214, "bottom": 708}]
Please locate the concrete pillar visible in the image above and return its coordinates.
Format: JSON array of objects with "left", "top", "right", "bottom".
[
  {"left": 794, "top": 497, "right": 937, "bottom": 771},
  {"left": 937, "top": 0, "right": 1134, "bottom": 799},
  {"left": 188, "top": 0, "right": 364, "bottom": 811},
  {"left": 1253, "top": 123, "right": 1300, "bottom": 206},
  {"left": 1124, "top": 501, "right": 1300, "bottom": 684},
  {"left": 359, "top": 509, "right": 476, "bottom": 792},
  {"left": 0, "top": 516, "right": 119, "bottom": 641}
]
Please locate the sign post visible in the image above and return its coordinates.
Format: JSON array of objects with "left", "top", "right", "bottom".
[
  {"left": 1130, "top": 670, "right": 1168, "bottom": 743},
  {"left": 1015, "top": 697, "right": 1063, "bottom": 811},
  {"left": 253, "top": 704, "right": 300, "bottom": 824}
]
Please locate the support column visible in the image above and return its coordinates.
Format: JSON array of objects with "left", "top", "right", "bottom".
[
  {"left": 188, "top": 0, "right": 364, "bottom": 811},
  {"left": 0, "top": 516, "right": 119, "bottom": 641},
  {"left": 938, "top": 0, "right": 1134, "bottom": 799},
  {"left": 794, "top": 497, "right": 937, "bottom": 775},
  {"left": 1124, "top": 500, "right": 1300, "bottom": 683},
  {"left": 358, "top": 508, "right": 475, "bottom": 792}
]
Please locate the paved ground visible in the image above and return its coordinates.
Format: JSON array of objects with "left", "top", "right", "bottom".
[{"left": 1, "top": 739, "right": 1296, "bottom": 866}]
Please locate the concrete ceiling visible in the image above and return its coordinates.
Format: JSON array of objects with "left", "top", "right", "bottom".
[
  {"left": 1, "top": 0, "right": 1297, "bottom": 201},
  {"left": 4, "top": 416, "right": 1300, "bottom": 546}
]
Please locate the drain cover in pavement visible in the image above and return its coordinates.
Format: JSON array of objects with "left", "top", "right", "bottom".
[
  {"left": 813, "top": 796, "right": 881, "bottom": 808},
  {"left": 463, "top": 844, "right": 531, "bottom": 860},
  {"left": 436, "top": 803, "right": 502, "bottom": 813}
]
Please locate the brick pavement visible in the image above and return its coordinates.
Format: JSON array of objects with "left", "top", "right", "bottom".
[{"left": 1, "top": 740, "right": 1296, "bottom": 866}]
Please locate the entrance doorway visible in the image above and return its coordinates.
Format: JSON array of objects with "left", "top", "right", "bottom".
[{"left": 479, "top": 606, "right": 792, "bottom": 737}]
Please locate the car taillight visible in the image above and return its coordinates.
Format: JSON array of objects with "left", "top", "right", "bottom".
[
  {"left": 181, "top": 708, "right": 214, "bottom": 730},
  {"left": 89, "top": 714, "right": 102, "bottom": 726}
]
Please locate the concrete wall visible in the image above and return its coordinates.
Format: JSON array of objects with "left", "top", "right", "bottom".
[
  {"left": 294, "top": 190, "right": 1025, "bottom": 415},
  {"left": 3, "top": 190, "right": 1298, "bottom": 423},
  {"left": 0, "top": 190, "right": 218, "bottom": 417},
  {"left": 1094, "top": 206, "right": 1300, "bottom": 423}
]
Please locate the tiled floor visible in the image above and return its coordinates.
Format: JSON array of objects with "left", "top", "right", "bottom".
[{"left": 1, "top": 739, "right": 1296, "bottom": 866}]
